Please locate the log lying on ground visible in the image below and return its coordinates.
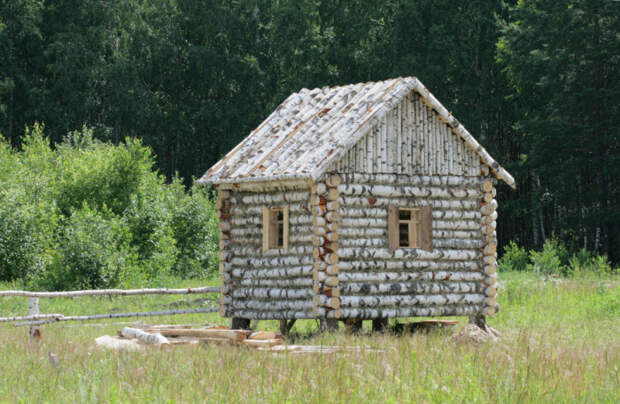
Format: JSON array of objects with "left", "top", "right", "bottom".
[
  {"left": 120, "top": 327, "right": 169, "bottom": 346},
  {"left": 95, "top": 335, "right": 142, "bottom": 351},
  {"left": 151, "top": 328, "right": 251, "bottom": 342}
]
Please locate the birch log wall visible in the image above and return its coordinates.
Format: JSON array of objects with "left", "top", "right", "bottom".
[
  {"left": 200, "top": 77, "right": 514, "bottom": 323},
  {"left": 223, "top": 184, "right": 316, "bottom": 320}
]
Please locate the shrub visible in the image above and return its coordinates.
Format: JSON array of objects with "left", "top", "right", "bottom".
[
  {"left": 528, "top": 238, "right": 567, "bottom": 275},
  {"left": 169, "top": 185, "right": 219, "bottom": 278},
  {"left": 498, "top": 241, "right": 529, "bottom": 271},
  {"left": 568, "top": 248, "right": 614, "bottom": 275},
  {"left": 124, "top": 185, "right": 180, "bottom": 279},
  {"left": 0, "top": 191, "right": 58, "bottom": 283},
  {"left": 53, "top": 128, "right": 155, "bottom": 216},
  {"left": 36, "top": 204, "right": 138, "bottom": 290},
  {"left": 0, "top": 125, "right": 221, "bottom": 288}
]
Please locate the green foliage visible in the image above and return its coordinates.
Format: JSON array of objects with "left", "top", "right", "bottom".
[
  {"left": 0, "top": 126, "right": 218, "bottom": 289},
  {"left": 528, "top": 239, "right": 567, "bottom": 275},
  {"left": 499, "top": 238, "right": 616, "bottom": 276},
  {"left": 169, "top": 185, "right": 219, "bottom": 279},
  {"left": 37, "top": 204, "right": 137, "bottom": 290},
  {"left": 568, "top": 248, "right": 614, "bottom": 276},
  {"left": 498, "top": 241, "right": 528, "bottom": 272},
  {"left": 53, "top": 128, "right": 155, "bottom": 216}
]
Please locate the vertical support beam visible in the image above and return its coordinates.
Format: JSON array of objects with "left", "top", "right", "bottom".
[
  {"left": 372, "top": 318, "right": 388, "bottom": 333},
  {"left": 311, "top": 174, "right": 342, "bottom": 324},
  {"left": 217, "top": 187, "right": 235, "bottom": 320},
  {"left": 480, "top": 173, "right": 498, "bottom": 316},
  {"left": 231, "top": 317, "right": 250, "bottom": 330},
  {"left": 28, "top": 297, "right": 40, "bottom": 340}
]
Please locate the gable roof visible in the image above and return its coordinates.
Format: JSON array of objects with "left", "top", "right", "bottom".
[{"left": 198, "top": 77, "right": 515, "bottom": 189}]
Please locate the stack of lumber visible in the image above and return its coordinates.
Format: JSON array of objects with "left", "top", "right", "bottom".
[
  {"left": 95, "top": 323, "right": 384, "bottom": 354},
  {"left": 95, "top": 324, "right": 283, "bottom": 350}
]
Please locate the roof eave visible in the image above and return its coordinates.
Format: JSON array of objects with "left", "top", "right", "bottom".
[{"left": 196, "top": 173, "right": 311, "bottom": 186}]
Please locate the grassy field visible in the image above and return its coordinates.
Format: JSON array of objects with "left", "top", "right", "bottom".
[{"left": 0, "top": 271, "right": 618, "bottom": 403}]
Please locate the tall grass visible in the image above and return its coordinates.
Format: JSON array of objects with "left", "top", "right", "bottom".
[{"left": 0, "top": 271, "right": 617, "bottom": 402}]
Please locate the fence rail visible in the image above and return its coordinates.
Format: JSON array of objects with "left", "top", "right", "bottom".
[
  {"left": 0, "top": 286, "right": 219, "bottom": 298},
  {"left": 0, "top": 286, "right": 220, "bottom": 336}
]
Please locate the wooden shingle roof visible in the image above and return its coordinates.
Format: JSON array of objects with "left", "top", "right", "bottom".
[{"left": 199, "top": 77, "right": 515, "bottom": 188}]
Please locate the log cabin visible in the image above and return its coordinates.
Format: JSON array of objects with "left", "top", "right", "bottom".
[{"left": 198, "top": 77, "right": 515, "bottom": 332}]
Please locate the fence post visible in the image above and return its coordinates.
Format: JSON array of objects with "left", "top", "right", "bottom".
[{"left": 28, "top": 297, "right": 41, "bottom": 340}]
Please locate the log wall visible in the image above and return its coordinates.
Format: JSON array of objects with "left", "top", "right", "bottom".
[
  {"left": 326, "top": 172, "right": 496, "bottom": 319},
  {"left": 331, "top": 92, "right": 481, "bottom": 177},
  {"left": 222, "top": 187, "right": 316, "bottom": 320}
]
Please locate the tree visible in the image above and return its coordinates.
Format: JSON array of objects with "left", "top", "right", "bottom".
[{"left": 498, "top": 0, "right": 620, "bottom": 260}]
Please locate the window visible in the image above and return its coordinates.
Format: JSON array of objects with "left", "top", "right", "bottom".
[
  {"left": 262, "top": 205, "right": 289, "bottom": 252},
  {"left": 388, "top": 205, "right": 433, "bottom": 252},
  {"left": 398, "top": 208, "right": 420, "bottom": 248}
]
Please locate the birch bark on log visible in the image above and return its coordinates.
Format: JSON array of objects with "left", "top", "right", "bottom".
[
  {"left": 338, "top": 271, "right": 485, "bottom": 283},
  {"left": 120, "top": 327, "right": 169, "bottom": 346}
]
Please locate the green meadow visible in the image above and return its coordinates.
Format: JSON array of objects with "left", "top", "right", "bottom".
[{"left": 0, "top": 271, "right": 617, "bottom": 403}]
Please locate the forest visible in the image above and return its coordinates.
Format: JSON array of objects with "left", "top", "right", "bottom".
[{"left": 1, "top": 0, "right": 619, "bottom": 263}]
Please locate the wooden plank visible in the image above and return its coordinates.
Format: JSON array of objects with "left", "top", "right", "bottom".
[
  {"left": 262, "top": 206, "right": 270, "bottom": 253},
  {"left": 421, "top": 205, "right": 433, "bottom": 252},
  {"left": 153, "top": 328, "right": 251, "bottom": 341},
  {"left": 387, "top": 204, "right": 399, "bottom": 251},
  {"left": 283, "top": 205, "right": 290, "bottom": 251}
]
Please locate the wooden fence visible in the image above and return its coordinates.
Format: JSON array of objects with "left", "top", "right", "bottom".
[{"left": 0, "top": 287, "right": 220, "bottom": 337}]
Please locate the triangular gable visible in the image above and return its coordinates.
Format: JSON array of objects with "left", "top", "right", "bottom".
[{"left": 199, "top": 77, "right": 515, "bottom": 189}]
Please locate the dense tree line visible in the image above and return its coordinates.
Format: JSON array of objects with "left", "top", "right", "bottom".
[{"left": 1, "top": 0, "right": 618, "bottom": 261}]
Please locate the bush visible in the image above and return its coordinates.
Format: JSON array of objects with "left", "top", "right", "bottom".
[
  {"left": 169, "top": 185, "right": 219, "bottom": 278},
  {"left": 0, "top": 125, "right": 219, "bottom": 289},
  {"left": 498, "top": 241, "right": 529, "bottom": 271},
  {"left": 528, "top": 238, "right": 567, "bottom": 275},
  {"left": 35, "top": 204, "right": 138, "bottom": 290},
  {"left": 568, "top": 248, "right": 614, "bottom": 275},
  {"left": 0, "top": 191, "right": 58, "bottom": 283},
  {"left": 53, "top": 128, "right": 155, "bottom": 216}
]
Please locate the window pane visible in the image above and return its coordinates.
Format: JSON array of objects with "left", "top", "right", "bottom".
[
  {"left": 277, "top": 222, "right": 283, "bottom": 247},
  {"left": 399, "top": 210, "right": 411, "bottom": 221},
  {"left": 399, "top": 223, "right": 409, "bottom": 247}
]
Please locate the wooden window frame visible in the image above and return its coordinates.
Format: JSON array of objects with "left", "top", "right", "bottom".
[
  {"left": 388, "top": 204, "right": 432, "bottom": 252},
  {"left": 398, "top": 208, "right": 421, "bottom": 248},
  {"left": 262, "top": 205, "right": 289, "bottom": 253}
]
